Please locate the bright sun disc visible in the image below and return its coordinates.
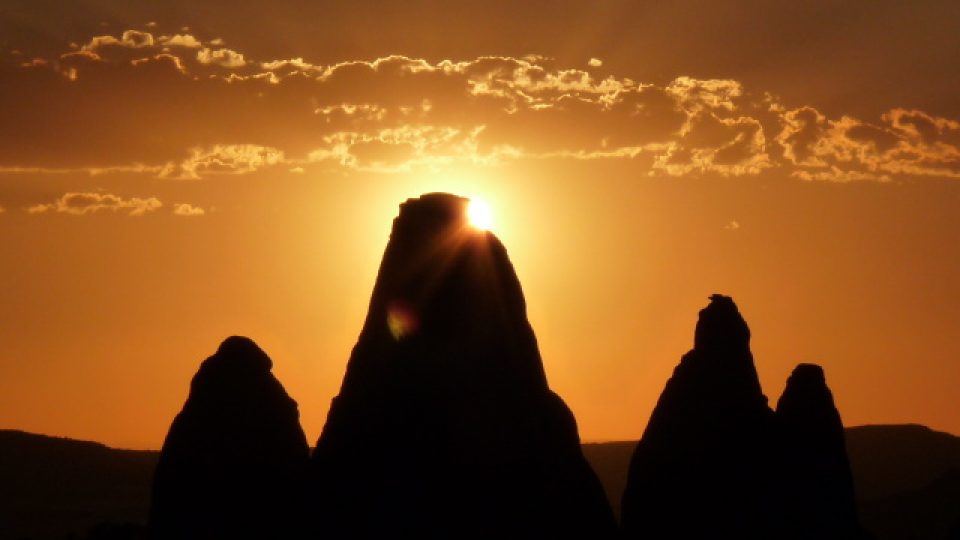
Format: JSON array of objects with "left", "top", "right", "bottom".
[{"left": 466, "top": 198, "right": 493, "bottom": 231}]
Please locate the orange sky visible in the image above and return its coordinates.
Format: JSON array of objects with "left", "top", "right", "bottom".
[{"left": 1, "top": 0, "right": 959, "bottom": 449}]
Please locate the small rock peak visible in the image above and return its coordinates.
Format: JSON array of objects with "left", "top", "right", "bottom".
[
  {"left": 776, "top": 362, "right": 861, "bottom": 536},
  {"left": 693, "top": 294, "right": 751, "bottom": 352},
  {"left": 787, "top": 363, "right": 827, "bottom": 388},
  {"left": 621, "top": 293, "right": 778, "bottom": 538},
  {"left": 777, "top": 363, "right": 834, "bottom": 413},
  {"left": 211, "top": 335, "right": 272, "bottom": 372},
  {"left": 369, "top": 192, "right": 522, "bottom": 347},
  {"left": 400, "top": 192, "right": 468, "bottom": 216},
  {"left": 393, "top": 193, "right": 471, "bottom": 239},
  {"left": 150, "top": 336, "right": 309, "bottom": 539}
]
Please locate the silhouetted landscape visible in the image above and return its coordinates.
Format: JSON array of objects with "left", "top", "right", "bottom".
[
  {"left": 2, "top": 194, "right": 959, "bottom": 539},
  {"left": 622, "top": 295, "right": 863, "bottom": 538},
  {"left": 149, "top": 336, "right": 310, "bottom": 538},
  {"left": 309, "top": 194, "right": 615, "bottom": 538},
  {"left": 5, "top": 0, "right": 960, "bottom": 537},
  {"left": 4, "top": 425, "right": 960, "bottom": 539}
]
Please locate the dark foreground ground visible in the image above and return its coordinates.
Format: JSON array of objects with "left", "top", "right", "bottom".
[{"left": 1, "top": 424, "right": 958, "bottom": 539}]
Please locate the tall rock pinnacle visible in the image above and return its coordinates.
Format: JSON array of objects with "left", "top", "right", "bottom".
[
  {"left": 621, "top": 294, "right": 782, "bottom": 538},
  {"left": 777, "top": 364, "right": 863, "bottom": 539},
  {"left": 149, "top": 336, "right": 310, "bottom": 539},
  {"left": 310, "top": 193, "right": 616, "bottom": 537}
]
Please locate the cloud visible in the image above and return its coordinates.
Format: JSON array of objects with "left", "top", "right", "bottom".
[
  {"left": 777, "top": 107, "right": 827, "bottom": 166},
  {"left": 315, "top": 103, "right": 389, "bottom": 123},
  {"left": 172, "top": 203, "right": 205, "bottom": 216},
  {"left": 83, "top": 30, "right": 155, "bottom": 51},
  {"left": 159, "top": 34, "right": 202, "bottom": 48},
  {"left": 653, "top": 114, "right": 772, "bottom": 176},
  {"left": 724, "top": 220, "right": 740, "bottom": 231},
  {"left": 20, "top": 58, "right": 48, "bottom": 68},
  {"left": 2, "top": 31, "right": 959, "bottom": 182},
  {"left": 261, "top": 57, "right": 323, "bottom": 74},
  {"left": 667, "top": 77, "right": 742, "bottom": 113},
  {"left": 305, "top": 125, "right": 517, "bottom": 172},
  {"left": 0, "top": 163, "right": 167, "bottom": 176},
  {"left": 886, "top": 109, "right": 960, "bottom": 145},
  {"left": 775, "top": 106, "right": 960, "bottom": 180},
  {"left": 791, "top": 167, "right": 891, "bottom": 183},
  {"left": 196, "top": 47, "right": 246, "bottom": 68},
  {"left": 160, "top": 144, "right": 286, "bottom": 179},
  {"left": 27, "top": 192, "right": 162, "bottom": 216}
]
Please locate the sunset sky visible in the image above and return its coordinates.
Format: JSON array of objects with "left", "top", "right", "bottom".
[{"left": 2, "top": 0, "right": 959, "bottom": 449}]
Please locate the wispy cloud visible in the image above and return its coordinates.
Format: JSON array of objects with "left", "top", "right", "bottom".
[
  {"left": 196, "top": 47, "right": 246, "bottom": 68},
  {"left": 172, "top": 203, "right": 205, "bottom": 216},
  {"left": 159, "top": 34, "right": 202, "bottom": 48},
  {"left": 160, "top": 144, "right": 286, "bottom": 179},
  {"left": 82, "top": 30, "right": 155, "bottom": 51},
  {"left": 2, "top": 30, "right": 959, "bottom": 182},
  {"left": 27, "top": 192, "right": 163, "bottom": 216},
  {"left": 777, "top": 107, "right": 960, "bottom": 181}
]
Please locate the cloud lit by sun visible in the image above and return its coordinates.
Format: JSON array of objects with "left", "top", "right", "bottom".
[{"left": 466, "top": 198, "right": 494, "bottom": 231}]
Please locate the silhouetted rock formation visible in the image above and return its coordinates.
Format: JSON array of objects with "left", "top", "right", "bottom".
[
  {"left": 310, "top": 193, "right": 616, "bottom": 538},
  {"left": 621, "top": 294, "right": 783, "bottom": 538},
  {"left": 621, "top": 295, "right": 871, "bottom": 538},
  {"left": 149, "top": 336, "right": 309, "bottom": 539},
  {"left": 777, "top": 363, "right": 863, "bottom": 538},
  {"left": 8, "top": 424, "right": 959, "bottom": 540}
]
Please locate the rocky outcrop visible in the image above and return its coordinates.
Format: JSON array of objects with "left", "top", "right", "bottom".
[
  {"left": 310, "top": 193, "right": 616, "bottom": 538},
  {"left": 777, "top": 364, "right": 863, "bottom": 539},
  {"left": 149, "top": 336, "right": 310, "bottom": 539},
  {"left": 621, "top": 294, "right": 782, "bottom": 538},
  {"left": 621, "top": 295, "right": 869, "bottom": 538}
]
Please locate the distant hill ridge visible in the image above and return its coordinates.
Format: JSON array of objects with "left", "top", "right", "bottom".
[
  {"left": 0, "top": 430, "right": 157, "bottom": 540},
  {"left": 2, "top": 425, "right": 958, "bottom": 539}
]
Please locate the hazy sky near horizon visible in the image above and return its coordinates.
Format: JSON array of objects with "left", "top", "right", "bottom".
[{"left": 2, "top": 0, "right": 959, "bottom": 449}]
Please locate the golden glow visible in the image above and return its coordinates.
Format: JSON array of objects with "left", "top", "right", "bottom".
[{"left": 467, "top": 198, "right": 494, "bottom": 231}]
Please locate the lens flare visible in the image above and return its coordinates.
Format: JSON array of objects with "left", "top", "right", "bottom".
[
  {"left": 466, "top": 198, "right": 493, "bottom": 231},
  {"left": 386, "top": 301, "right": 418, "bottom": 340}
]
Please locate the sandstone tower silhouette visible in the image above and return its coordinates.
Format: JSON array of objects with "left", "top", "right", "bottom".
[
  {"left": 777, "top": 363, "right": 863, "bottom": 538},
  {"left": 621, "top": 295, "right": 864, "bottom": 538},
  {"left": 149, "top": 337, "right": 310, "bottom": 539},
  {"left": 309, "top": 193, "right": 616, "bottom": 538},
  {"left": 621, "top": 294, "right": 782, "bottom": 538}
]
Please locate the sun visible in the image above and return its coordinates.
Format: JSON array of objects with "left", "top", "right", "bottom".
[{"left": 466, "top": 198, "right": 494, "bottom": 231}]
